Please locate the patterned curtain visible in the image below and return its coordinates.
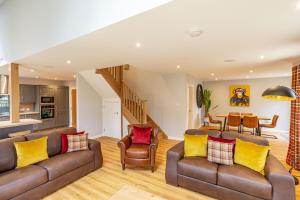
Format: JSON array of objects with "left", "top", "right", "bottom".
[{"left": 287, "top": 65, "right": 300, "bottom": 170}]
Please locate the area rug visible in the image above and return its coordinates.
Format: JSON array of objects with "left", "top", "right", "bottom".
[{"left": 108, "top": 185, "right": 167, "bottom": 200}]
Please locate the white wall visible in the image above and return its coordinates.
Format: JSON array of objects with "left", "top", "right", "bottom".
[
  {"left": 124, "top": 67, "right": 202, "bottom": 139},
  {"left": 77, "top": 73, "right": 102, "bottom": 138},
  {"left": 0, "top": 0, "right": 171, "bottom": 62},
  {"left": 203, "top": 77, "right": 291, "bottom": 132}
]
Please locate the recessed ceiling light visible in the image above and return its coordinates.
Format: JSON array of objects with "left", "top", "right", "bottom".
[
  {"left": 224, "top": 59, "right": 235, "bottom": 63},
  {"left": 66, "top": 60, "right": 71, "bottom": 64},
  {"left": 187, "top": 27, "right": 203, "bottom": 38},
  {"left": 260, "top": 55, "right": 265, "bottom": 60},
  {"left": 249, "top": 70, "right": 254, "bottom": 73},
  {"left": 246, "top": 75, "right": 249, "bottom": 79},
  {"left": 176, "top": 65, "right": 181, "bottom": 69},
  {"left": 135, "top": 43, "right": 141, "bottom": 48},
  {"left": 73, "top": 74, "right": 77, "bottom": 78},
  {"left": 211, "top": 73, "right": 215, "bottom": 76},
  {"left": 215, "top": 77, "right": 218, "bottom": 81},
  {"left": 54, "top": 77, "right": 57, "bottom": 80},
  {"left": 35, "top": 76, "right": 39, "bottom": 79},
  {"left": 297, "top": 1, "right": 300, "bottom": 9},
  {"left": 30, "top": 69, "right": 35, "bottom": 72}
]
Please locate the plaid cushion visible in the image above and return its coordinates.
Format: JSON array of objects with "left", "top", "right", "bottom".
[
  {"left": 67, "top": 134, "right": 88, "bottom": 153},
  {"left": 207, "top": 137, "right": 235, "bottom": 165}
]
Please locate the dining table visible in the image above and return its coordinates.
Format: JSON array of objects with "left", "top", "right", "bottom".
[{"left": 216, "top": 114, "right": 271, "bottom": 135}]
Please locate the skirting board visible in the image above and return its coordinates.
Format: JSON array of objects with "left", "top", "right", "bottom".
[{"left": 88, "top": 134, "right": 103, "bottom": 139}]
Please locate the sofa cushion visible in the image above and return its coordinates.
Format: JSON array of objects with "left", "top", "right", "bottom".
[
  {"left": 26, "top": 127, "right": 76, "bottom": 157},
  {"left": 126, "top": 144, "right": 149, "bottom": 159},
  {"left": 185, "top": 129, "right": 221, "bottom": 138},
  {"left": 222, "top": 131, "right": 269, "bottom": 146},
  {"left": 0, "top": 165, "right": 48, "bottom": 200},
  {"left": 178, "top": 157, "right": 218, "bottom": 184},
  {"left": 184, "top": 134, "right": 208, "bottom": 157},
  {"left": 218, "top": 164, "right": 272, "bottom": 200},
  {"left": 0, "top": 136, "right": 25, "bottom": 173},
  {"left": 37, "top": 150, "right": 94, "bottom": 180}
]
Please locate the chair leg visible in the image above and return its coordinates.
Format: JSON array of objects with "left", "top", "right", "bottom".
[
  {"left": 122, "top": 164, "right": 125, "bottom": 171},
  {"left": 151, "top": 166, "right": 155, "bottom": 173}
]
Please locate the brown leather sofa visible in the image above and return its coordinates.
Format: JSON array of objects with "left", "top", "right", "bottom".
[
  {"left": 166, "top": 129, "right": 295, "bottom": 200},
  {"left": 0, "top": 127, "right": 103, "bottom": 200},
  {"left": 118, "top": 124, "right": 159, "bottom": 172}
]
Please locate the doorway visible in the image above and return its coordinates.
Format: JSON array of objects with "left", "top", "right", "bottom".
[
  {"left": 71, "top": 89, "right": 77, "bottom": 128},
  {"left": 187, "top": 85, "right": 194, "bottom": 129},
  {"left": 103, "top": 98, "right": 121, "bottom": 139}
]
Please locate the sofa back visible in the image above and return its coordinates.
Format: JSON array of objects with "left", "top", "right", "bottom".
[
  {"left": 185, "top": 129, "right": 221, "bottom": 138},
  {"left": 221, "top": 131, "right": 269, "bottom": 146},
  {"left": 26, "top": 127, "right": 77, "bottom": 157},
  {"left": 0, "top": 136, "right": 25, "bottom": 173}
]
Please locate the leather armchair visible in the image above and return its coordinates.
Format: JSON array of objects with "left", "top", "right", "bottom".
[{"left": 118, "top": 124, "right": 159, "bottom": 172}]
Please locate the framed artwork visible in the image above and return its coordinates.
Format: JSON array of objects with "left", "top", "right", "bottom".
[{"left": 229, "top": 85, "right": 250, "bottom": 106}]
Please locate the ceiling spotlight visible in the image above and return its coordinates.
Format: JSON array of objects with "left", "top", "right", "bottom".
[
  {"left": 260, "top": 55, "right": 265, "bottom": 60},
  {"left": 30, "top": 69, "right": 35, "bottom": 72},
  {"left": 135, "top": 43, "right": 141, "bottom": 48},
  {"left": 54, "top": 77, "right": 58, "bottom": 80},
  {"left": 176, "top": 65, "right": 181, "bottom": 69},
  {"left": 211, "top": 73, "right": 215, "bottom": 76},
  {"left": 215, "top": 77, "right": 218, "bottom": 81},
  {"left": 246, "top": 75, "right": 249, "bottom": 79},
  {"left": 249, "top": 70, "right": 254, "bottom": 73},
  {"left": 224, "top": 59, "right": 235, "bottom": 63},
  {"left": 66, "top": 60, "right": 71, "bottom": 64},
  {"left": 297, "top": 1, "right": 300, "bottom": 9},
  {"left": 73, "top": 74, "right": 77, "bottom": 78}
]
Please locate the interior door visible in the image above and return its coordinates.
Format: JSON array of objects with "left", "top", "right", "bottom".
[
  {"left": 187, "top": 85, "right": 194, "bottom": 129},
  {"left": 103, "top": 99, "right": 121, "bottom": 139}
]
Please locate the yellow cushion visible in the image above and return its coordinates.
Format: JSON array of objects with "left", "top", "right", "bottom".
[
  {"left": 184, "top": 134, "right": 208, "bottom": 157},
  {"left": 234, "top": 138, "right": 270, "bottom": 174},
  {"left": 14, "top": 136, "right": 49, "bottom": 168}
]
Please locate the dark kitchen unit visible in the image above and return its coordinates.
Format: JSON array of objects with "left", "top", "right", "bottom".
[{"left": 0, "top": 84, "right": 69, "bottom": 131}]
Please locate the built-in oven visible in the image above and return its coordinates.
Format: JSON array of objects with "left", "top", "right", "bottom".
[
  {"left": 41, "top": 105, "right": 55, "bottom": 119},
  {"left": 41, "top": 96, "right": 55, "bottom": 104}
]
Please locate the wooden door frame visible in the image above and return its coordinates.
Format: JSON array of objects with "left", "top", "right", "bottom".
[
  {"left": 71, "top": 89, "right": 77, "bottom": 128},
  {"left": 186, "top": 84, "right": 194, "bottom": 129}
]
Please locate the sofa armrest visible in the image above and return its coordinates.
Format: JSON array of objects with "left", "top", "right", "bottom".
[
  {"left": 264, "top": 154, "right": 295, "bottom": 200},
  {"left": 88, "top": 139, "right": 103, "bottom": 169},
  {"left": 118, "top": 135, "right": 132, "bottom": 164},
  {"left": 165, "top": 141, "right": 184, "bottom": 186}
]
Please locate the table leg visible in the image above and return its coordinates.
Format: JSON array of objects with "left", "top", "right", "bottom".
[{"left": 223, "top": 117, "right": 227, "bottom": 131}]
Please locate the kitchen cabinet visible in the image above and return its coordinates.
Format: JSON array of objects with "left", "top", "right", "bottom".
[
  {"left": 55, "top": 87, "right": 69, "bottom": 127},
  {"left": 20, "top": 85, "right": 36, "bottom": 103}
]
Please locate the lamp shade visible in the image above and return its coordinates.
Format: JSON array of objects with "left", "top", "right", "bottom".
[{"left": 262, "top": 85, "right": 298, "bottom": 100}]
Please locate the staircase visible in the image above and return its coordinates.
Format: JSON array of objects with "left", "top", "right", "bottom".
[{"left": 96, "top": 65, "right": 168, "bottom": 139}]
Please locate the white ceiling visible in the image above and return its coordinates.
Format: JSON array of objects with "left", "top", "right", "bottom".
[
  {"left": 0, "top": 0, "right": 6, "bottom": 7},
  {"left": 13, "top": 0, "right": 300, "bottom": 81}
]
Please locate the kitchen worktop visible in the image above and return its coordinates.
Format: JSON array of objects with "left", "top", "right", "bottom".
[
  {"left": 0, "top": 119, "right": 42, "bottom": 128},
  {"left": 0, "top": 111, "right": 40, "bottom": 117}
]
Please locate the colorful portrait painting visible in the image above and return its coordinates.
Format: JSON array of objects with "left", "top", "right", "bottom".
[{"left": 230, "top": 85, "right": 250, "bottom": 107}]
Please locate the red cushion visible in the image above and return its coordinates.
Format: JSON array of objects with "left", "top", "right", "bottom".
[
  {"left": 132, "top": 126, "right": 152, "bottom": 145},
  {"left": 61, "top": 131, "right": 85, "bottom": 154},
  {"left": 208, "top": 136, "right": 236, "bottom": 144}
]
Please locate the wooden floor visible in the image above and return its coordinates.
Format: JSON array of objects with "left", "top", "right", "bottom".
[{"left": 44, "top": 136, "right": 300, "bottom": 200}]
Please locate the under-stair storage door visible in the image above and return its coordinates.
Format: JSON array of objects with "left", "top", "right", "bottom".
[{"left": 103, "top": 98, "right": 121, "bottom": 139}]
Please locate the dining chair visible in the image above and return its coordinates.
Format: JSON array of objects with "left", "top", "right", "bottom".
[
  {"left": 242, "top": 115, "right": 259, "bottom": 135},
  {"left": 226, "top": 115, "right": 242, "bottom": 132},
  {"left": 259, "top": 115, "right": 279, "bottom": 139},
  {"left": 208, "top": 113, "right": 222, "bottom": 131},
  {"left": 241, "top": 112, "right": 253, "bottom": 116},
  {"left": 229, "top": 112, "right": 240, "bottom": 115}
]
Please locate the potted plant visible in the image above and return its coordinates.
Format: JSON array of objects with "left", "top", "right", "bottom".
[{"left": 202, "top": 89, "right": 218, "bottom": 126}]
